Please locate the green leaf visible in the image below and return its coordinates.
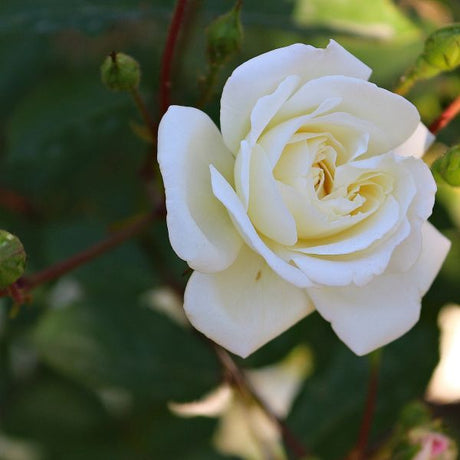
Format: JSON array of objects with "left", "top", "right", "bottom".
[
  {"left": 3, "top": 374, "right": 111, "bottom": 443},
  {"left": 0, "top": 0, "right": 174, "bottom": 35},
  {"left": 0, "top": 230, "right": 26, "bottom": 289},
  {"left": 288, "top": 317, "right": 439, "bottom": 459},
  {"left": 4, "top": 74, "right": 133, "bottom": 196},
  {"left": 293, "top": 0, "right": 419, "bottom": 39},
  {"left": 33, "top": 298, "right": 220, "bottom": 402}
]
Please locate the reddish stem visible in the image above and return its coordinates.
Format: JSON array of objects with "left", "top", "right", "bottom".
[
  {"left": 0, "top": 211, "right": 156, "bottom": 299},
  {"left": 159, "top": 0, "right": 189, "bottom": 117},
  {"left": 214, "top": 345, "right": 308, "bottom": 459},
  {"left": 349, "top": 351, "right": 382, "bottom": 460},
  {"left": 429, "top": 95, "right": 460, "bottom": 135},
  {"left": 0, "top": 188, "right": 38, "bottom": 217}
]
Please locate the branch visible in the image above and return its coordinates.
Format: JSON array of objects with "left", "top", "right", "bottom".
[
  {"left": 159, "top": 0, "right": 189, "bottom": 117},
  {"left": 0, "top": 210, "right": 158, "bottom": 299},
  {"left": 429, "top": 95, "right": 460, "bottom": 135},
  {"left": 0, "top": 187, "right": 39, "bottom": 218},
  {"left": 214, "top": 345, "right": 309, "bottom": 459},
  {"left": 347, "top": 350, "right": 382, "bottom": 460}
]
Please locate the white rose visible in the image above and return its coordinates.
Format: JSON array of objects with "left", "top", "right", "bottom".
[{"left": 158, "top": 40, "right": 450, "bottom": 358}]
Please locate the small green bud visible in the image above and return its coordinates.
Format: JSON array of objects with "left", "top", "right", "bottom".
[
  {"left": 432, "top": 145, "right": 460, "bottom": 186},
  {"left": 411, "top": 24, "right": 460, "bottom": 80},
  {"left": 100, "top": 51, "right": 141, "bottom": 91},
  {"left": 423, "top": 25, "right": 460, "bottom": 71},
  {"left": 206, "top": 1, "right": 243, "bottom": 67},
  {"left": 0, "top": 230, "right": 26, "bottom": 289}
]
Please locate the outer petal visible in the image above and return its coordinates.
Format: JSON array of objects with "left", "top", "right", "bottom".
[
  {"left": 158, "top": 106, "right": 242, "bottom": 273},
  {"left": 393, "top": 122, "right": 435, "bottom": 159},
  {"left": 169, "top": 385, "right": 232, "bottom": 418},
  {"left": 308, "top": 222, "right": 450, "bottom": 355},
  {"left": 221, "top": 40, "right": 372, "bottom": 153},
  {"left": 246, "top": 346, "right": 311, "bottom": 418},
  {"left": 184, "top": 245, "right": 314, "bottom": 358}
]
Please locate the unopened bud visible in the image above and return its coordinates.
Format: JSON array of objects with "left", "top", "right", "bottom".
[
  {"left": 423, "top": 25, "right": 460, "bottom": 71},
  {"left": 432, "top": 145, "right": 460, "bottom": 186},
  {"left": 100, "top": 52, "right": 141, "bottom": 92},
  {"left": 0, "top": 230, "right": 26, "bottom": 289},
  {"left": 411, "top": 24, "right": 460, "bottom": 81},
  {"left": 206, "top": 1, "right": 243, "bottom": 67}
]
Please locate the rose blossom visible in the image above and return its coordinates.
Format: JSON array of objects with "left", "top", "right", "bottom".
[
  {"left": 409, "top": 428, "right": 457, "bottom": 460},
  {"left": 158, "top": 40, "right": 450, "bottom": 358}
]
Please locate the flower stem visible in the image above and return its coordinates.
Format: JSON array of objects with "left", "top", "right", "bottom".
[
  {"left": 394, "top": 76, "right": 415, "bottom": 96},
  {"left": 0, "top": 211, "right": 156, "bottom": 300},
  {"left": 159, "top": 0, "right": 189, "bottom": 117},
  {"left": 348, "top": 349, "right": 382, "bottom": 460},
  {"left": 197, "top": 64, "right": 220, "bottom": 109},
  {"left": 130, "top": 88, "right": 157, "bottom": 141},
  {"left": 429, "top": 95, "right": 460, "bottom": 135},
  {"left": 214, "top": 345, "right": 309, "bottom": 459}
]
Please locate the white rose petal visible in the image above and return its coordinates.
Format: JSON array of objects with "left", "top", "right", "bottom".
[
  {"left": 394, "top": 122, "right": 435, "bottom": 159},
  {"left": 308, "top": 223, "right": 451, "bottom": 355},
  {"left": 184, "top": 245, "right": 313, "bottom": 358},
  {"left": 221, "top": 40, "right": 372, "bottom": 153},
  {"left": 210, "top": 166, "right": 312, "bottom": 288},
  {"left": 158, "top": 106, "right": 242, "bottom": 273}
]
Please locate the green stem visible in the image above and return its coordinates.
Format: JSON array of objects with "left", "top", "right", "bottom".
[
  {"left": 130, "top": 88, "right": 157, "bottom": 142},
  {"left": 394, "top": 76, "right": 415, "bottom": 96},
  {"left": 197, "top": 64, "right": 220, "bottom": 109}
]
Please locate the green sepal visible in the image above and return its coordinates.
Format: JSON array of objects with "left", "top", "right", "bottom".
[{"left": 432, "top": 145, "right": 460, "bottom": 186}]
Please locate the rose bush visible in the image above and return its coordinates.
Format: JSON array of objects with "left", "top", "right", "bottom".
[{"left": 158, "top": 40, "right": 450, "bottom": 358}]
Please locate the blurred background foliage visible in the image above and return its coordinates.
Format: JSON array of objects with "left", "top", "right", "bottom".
[{"left": 0, "top": 0, "right": 459, "bottom": 459}]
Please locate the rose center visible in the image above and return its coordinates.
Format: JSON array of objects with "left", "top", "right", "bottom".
[{"left": 310, "top": 144, "right": 336, "bottom": 199}]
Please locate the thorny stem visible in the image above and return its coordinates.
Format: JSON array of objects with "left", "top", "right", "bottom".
[
  {"left": 0, "top": 210, "right": 158, "bottom": 300},
  {"left": 429, "top": 95, "right": 460, "bottom": 135},
  {"left": 347, "top": 350, "right": 382, "bottom": 460},
  {"left": 214, "top": 345, "right": 309, "bottom": 459},
  {"left": 159, "top": 0, "right": 189, "bottom": 117}
]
